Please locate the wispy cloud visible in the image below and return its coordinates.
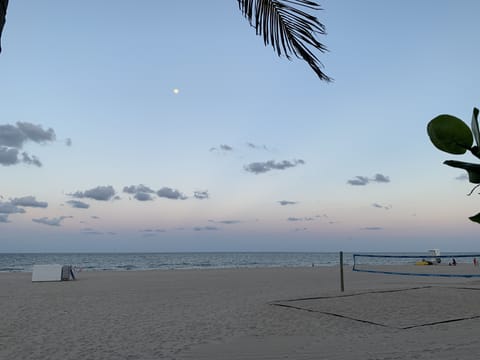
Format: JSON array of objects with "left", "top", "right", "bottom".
[
  {"left": 21, "top": 152, "right": 42, "bottom": 167},
  {"left": 141, "top": 228, "right": 166, "bottom": 233},
  {"left": 220, "top": 144, "right": 233, "bottom": 151},
  {"left": 80, "top": 228, "right": 104, "bottom": 235},
  {"left": 455, "top": 173, "right": 468, "bottom": 181},
  {"left": 347, "top": 176, "right": 370, "bottom": 186},
  {"left": 32, "top": 216, "right": 73, "bottom": 227},
  {"left": 347, "top": 173, "right": 390, "bottom": 186},
  {"left": 372, "top": 203, "right": 392, "bottom": 210},
  {"left": 361, "top": 226, "right": 383, "bottom": 230},
  {"left": 194, "top": 190, "right": 209, "bottom": 200},
  {"left": 278, "top": 200, "right": 298, "bottom": 206},
  {"left": 70, "top": 185, "right": 116, "bottom": 201},
  {"left": 193, "top": 226, "right": 219, "bottom": 231},
  {"left": 0, "top": 122, "right": 57, "bottom": 167},
  {"left": 246, "top": 142, "right": 268, "bottom": 151},
  {"left": 11, "top": 196, "right": 48, "bottom": 208},
  {"left": 210, "top": 144, "right": 234, "bottom": 152},
  {"left": 287, "top": 216, "right": 316, "bottom": 222},
  {"left": 244, "top": 159, "right": 305, "bottom": 174},
  {"left": 140, "top": 228, "right": 166, "bottom": 237},
  {"left": 0, "top": 214, "right": 9, "bottom": 223},
  {"left": 209, "top": 219, "right": 241, "bottom": 225},
  {"left": 66, "top": 200, "right": 90, "bottom": 209}
]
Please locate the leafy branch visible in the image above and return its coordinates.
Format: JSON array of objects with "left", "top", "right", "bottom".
[
  {"left": 238, "top": 0, "right": 331, "bottom": 81},
  {"left": 427, "top": 107, "right": 480, "bottom": 222}
]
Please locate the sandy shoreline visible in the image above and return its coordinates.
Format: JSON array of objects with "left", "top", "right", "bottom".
[{"left": 2, "top": 266, "right": 480, "bottom": 359}]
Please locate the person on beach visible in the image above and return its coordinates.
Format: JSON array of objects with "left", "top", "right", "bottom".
[{"left": 474, "top": 258, "right": 478, "bottom": 267}]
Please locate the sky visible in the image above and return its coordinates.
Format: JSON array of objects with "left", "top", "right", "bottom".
[{"left": 1, "top": 1, "right": 480, "bottom": 252}]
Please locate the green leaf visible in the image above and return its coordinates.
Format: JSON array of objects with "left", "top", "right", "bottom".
[
  {"left": 427, "top": 114, "right": 473, "bottom": 154},
  {"left": 443, "top": 160, "right": 480, "bottom": 183},
  {"left": 471, "top": 108, "right": 480, "bottom": 146},
  {"left": 469, "top": 212, "right": 480, "bottom": 224}
]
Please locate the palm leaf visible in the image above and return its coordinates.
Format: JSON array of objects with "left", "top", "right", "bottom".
[
  {"left": 0, "top": 0, "right": 8, "bottom": 53},
  {"left": 238, "top": 0, "right": 331, "bottom": 81}
]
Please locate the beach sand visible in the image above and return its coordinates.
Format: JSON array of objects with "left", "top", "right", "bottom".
[{"left": 2, "top": 266, "right": 480, "bottom": 359}]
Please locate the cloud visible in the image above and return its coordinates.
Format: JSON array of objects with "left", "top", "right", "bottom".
[
  {"left": 70, "top": 185, "right": 116, "bottom": 201},
  {"left": 134, "top": 192, "right": 154, "bottom": 201},
  {"left": 122, "top": 183, "right": 156, "bottom": 201},
  {"left": 65, "top": 138, "right": 72, "bottom": 146},
  {"left": 287, "top": 216, "right": 316, "bottom": 222},
  {"left": 141, "top": 229, "right": 166, "bottom": 233},
  {"left": 0, "top": 214, "right": 9, "bottom": 223},
  {"left": 15, "top": 122, "right": 56, "bottom": 143},
  {"left": 32, "top": 216, "right": 72, "bottom": 227},
  {"left": 347, "top": 173, "right": 390, "bottom": 186},
  {"left": 246, "top": 142, "right": 268, "bottom": 150},
  {"left": 347, "top": 176, "right": 370, "bottom": 186},
  {"left": 0, "top": 147, "right": 20, "bottom": 166},
  {"left": 80, "top": 228, "right": 104, "bottom": 235},
  {"left": 361, "top": 226, "right": 383, "bottom": 231},
  {"left": 278, "top": 200, "right": 298, "bottom": 206},
  {"left": 244, "top": 159, "right": 305, "bottom": 174},
  {"left": 21, "top": 152, "right": 42, "bottom": 167},
  {"left": 0, "top": 202, "right": 26, "bottom": 214},
  {"left": 372, "top": 203, "right": 392, "bottom": 210},
  {"left": 293, "top": 227, "right": 308, "bottom": 232},
  {"left": 157, "top": 187, "right": 187, "bottom": 200},
  {"left": 193, "top": 226, "right": 219, "bottom": 231},
  {"left": 123, "top": 184, "right": 155, "bottom": 194},
  {"left": 66, "top": 200, "right": 90, "bottom": 209},
  {"left": 0, "top": 122, "right": 57, "bottom": 167},
  {"left": 11, "top": 196, "right": 48, "bottom": 208},
  {"left": 91, "top": 215, "right": 100, "bottom": 219},
  {"left": 26, "top": 197, "right": 51, "bottom": 210},
  {"left": 372, "top": 173, "right": 390, "bottom": 183},
  {"left": 140, "top": 228, "right": 166, "bottom": 237},
  {"left": 220, "top": 144, "right": 233, "bottom": 151},
  {"left": 210, "top": 144, "right": 234, "bottom": 152},
  {"left": 194, "top": 190, "right": 209, "bottom": 200},
  {"left": 0, "top": 122, "right": 55, "bottom": 147},
  {"left": 209, "top": 219, "right": 241, "bottom": 225},
  {"left": 455, "top": 173, "right": 468, "bottom": 181}
]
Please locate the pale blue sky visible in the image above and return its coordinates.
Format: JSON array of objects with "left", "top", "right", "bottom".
[{"left": 1, "top": 1, "right": 480, "bottom": 252}]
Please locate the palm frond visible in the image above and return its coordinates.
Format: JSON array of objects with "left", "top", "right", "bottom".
[
  {"left": 238, "top": 0, "right": 331, "bottom": 81},
  {"left": 0, "top": 0, "right": 8, "bottom": 53}
]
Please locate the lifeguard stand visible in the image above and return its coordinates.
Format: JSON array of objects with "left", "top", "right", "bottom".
[{"left": 428, "top": 249, "right": 441, "bottom": 264}]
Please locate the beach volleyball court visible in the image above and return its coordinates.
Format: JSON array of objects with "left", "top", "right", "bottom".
[{"left": 272, "top": 285, "right": 480, "bottom": 329}]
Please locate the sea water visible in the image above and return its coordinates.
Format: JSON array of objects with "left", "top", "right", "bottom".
[{"left": 0, "top": 252, "right": 350, "bottom": 272}]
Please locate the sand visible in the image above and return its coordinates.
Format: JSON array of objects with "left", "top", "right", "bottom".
[{"left": 2, "top": 266, "right": 480, "bottom": 359}]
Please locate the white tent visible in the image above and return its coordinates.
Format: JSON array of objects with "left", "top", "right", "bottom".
[{"left": 32, "top": 264, "right": 75, "bottom": 282}]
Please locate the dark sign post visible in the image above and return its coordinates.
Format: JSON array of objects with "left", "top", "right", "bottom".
[{"left": 340, "top": 251, "right": 345, "bottom": 292}]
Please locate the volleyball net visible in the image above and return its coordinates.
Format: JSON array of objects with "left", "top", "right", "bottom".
[{"left": 352, "top": 253, "right": 480, "bottom": 278}]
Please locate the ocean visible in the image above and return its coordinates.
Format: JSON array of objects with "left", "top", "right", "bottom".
[{"left": 0, "top": 252, "right": 351, "bottom": 272}]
